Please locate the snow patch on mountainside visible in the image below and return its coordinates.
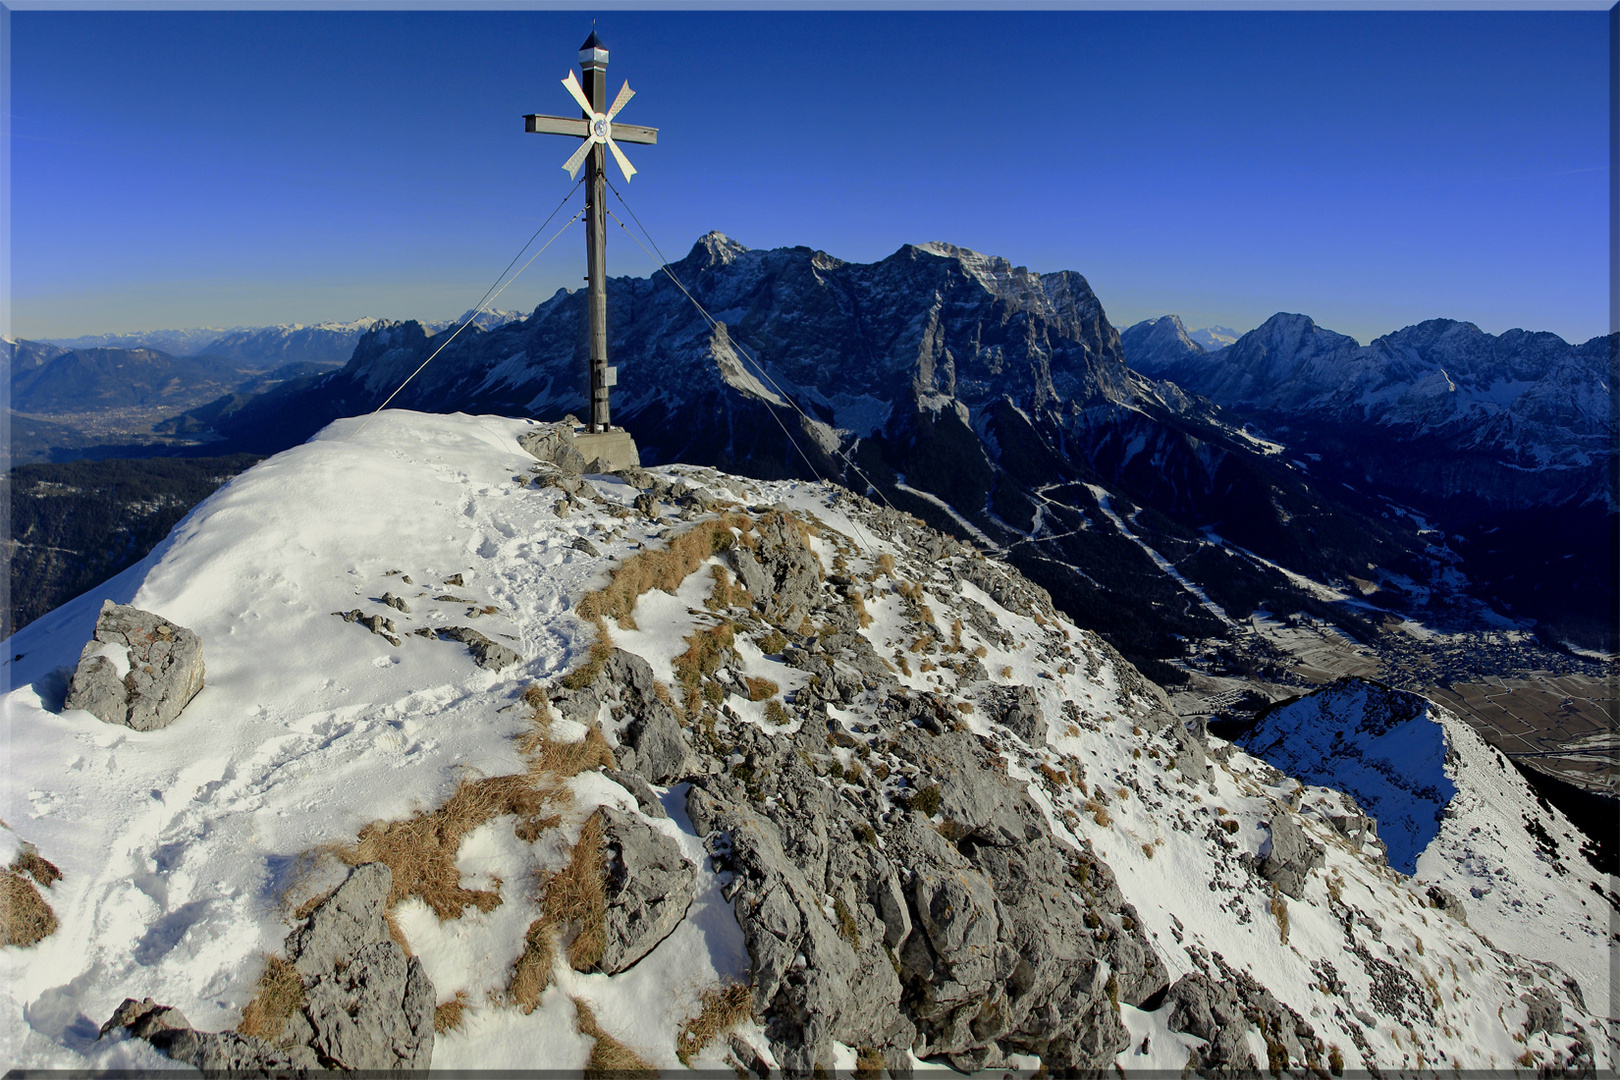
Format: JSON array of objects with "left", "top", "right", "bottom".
[
  {"left": 0, "top": 412, "right": 1608, "bottom": 1073},
  {"left": 1239, "top": 678, "right": 1610, "bottom": 1004}
]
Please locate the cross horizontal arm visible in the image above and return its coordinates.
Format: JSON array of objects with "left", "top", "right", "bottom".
[
  {"left": 608, "top": 123, "right": 657, "bottom": 145},
  {"left": 525, "top": 114, "right": 589, "bottom": 137}
]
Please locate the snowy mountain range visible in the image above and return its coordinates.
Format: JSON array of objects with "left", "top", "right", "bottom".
[
  {"left": 196, "top": 233, "right": 1611, "bottom": 659},
  {"left": 38, "top": 313, "right": 526, "bottom": 368},
  {"left": 1123, "top": 312, "right": 1613, "bottom": 512},
  {"left": 1186, "top": 324, "right": 1240, "bottom": 352},
  {"left": 0, "top": 411, "right": 1607, "bottom": 1073}
]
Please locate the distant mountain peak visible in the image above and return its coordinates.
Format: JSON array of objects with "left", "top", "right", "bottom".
[{"left": 689, "top": 231, "right": 750, "bottom": 267}]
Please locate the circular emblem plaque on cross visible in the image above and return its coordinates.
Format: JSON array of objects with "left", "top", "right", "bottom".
[{"left": 593, "top": 117, "right": 608, "bottom": 140}]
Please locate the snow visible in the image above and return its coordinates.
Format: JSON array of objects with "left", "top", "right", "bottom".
[{"left": 0, "top": 409, "right": 1609, "bottom": 1074}]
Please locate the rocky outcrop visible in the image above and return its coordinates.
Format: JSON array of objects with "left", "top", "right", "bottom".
[
  {"left": 983, "top": 684, "right": 1045, "bottom": 745},
  {"left": 284, "top": 861, "right": 390, "bottom": 977},
  {"left": 597, "top": 807, "right": 697, "bottom": 974},
  {"left": 1259, "top": 812, "right": 1326, "bottom": 899},
  {"left": 552, "top": 647, "right": 698, "bottom": 784},
  {"left": 730, "top": 512, "right": 823, "bottom": 626},
  {"left": 63, "top": 601, "right": 204, "bottom": 730},
  {"left": 103, "top": 862, "right": 433, "bottom": 1072},
  {"left": 1165, "top": 964, "right": 1327, "bottom": 1076},
  {"left": 440, "top": 626, "right": 522, "bottom": 672},
  {"left": 99, "top": 998, "right": 322, "bottom": 1073},
  {"left": 684, "top": 710, "right": 1166, "bottom": 1074},
  {"left": 519, "top": 421, "right": 587, "bottom": 475}
]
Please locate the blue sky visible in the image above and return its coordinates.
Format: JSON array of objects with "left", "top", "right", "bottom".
[{"left": 10, "top": 8, "right": 1610, "bottom": 346}]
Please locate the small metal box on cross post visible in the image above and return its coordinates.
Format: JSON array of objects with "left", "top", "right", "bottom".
[{"left": 524, "top": 30, "right": 653, "bottom": 472}]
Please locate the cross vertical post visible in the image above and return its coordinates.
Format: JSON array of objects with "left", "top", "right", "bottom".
[
  {"left": 523, "top": 30, "right": 656, "bottom": 448},
  {"left": 579, "top": 32, "right": 611, "bottom": 433}
]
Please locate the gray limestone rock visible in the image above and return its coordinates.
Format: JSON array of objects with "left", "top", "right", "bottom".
[
  {"left": 605, "top": 767, "right": 668, "bottom": 818},
  {"left": 1165, "top": 972, "right": 1258, "bottom": 1073},
  {"left": 285, "top": 861, "right": 391, "bottom": 977},
  {"left": 1521, "top": 987, "right": 1562, "bottom": 1037},
  {"left": 441, "top": 626, "right": 522, "bottom": 671},
  {"left": 1259, "top": 813, "right": 1325, "bottom": 899},
  {"left": 984, "top": 684, "right": 1045, "bottom": 745},
  {"left": 729, "top": 511, "right": 823, "bottom": 625},
  {"left": 597, "top": 807, "right": 698, "bottom": 974},
  {"left": 554, "top": 647, "right": 698, "bottom": 784},
  {"left": 63, "top": 601, "right": 205, "bottom": 731},
  {"left": 518, "top": 423, "right": 588, "bottom": 474},
  {"left": 1170, "top": 719, "right": 1214, "bottom": 784},
  {"left": 1426, "top": 883, "right": 1468, "bottom": 925},
  {"left": 102, "top": 868, "right": 430, "bottom": 1073},
  {"left": 381, "top": 592, "right": 410, "bottom": 613},
  {"left": 303, "top": 940, "right": 435, "bottom": 1070},
  {"left": 100, "top": 997, "right": 322, "bottom": 1073}
]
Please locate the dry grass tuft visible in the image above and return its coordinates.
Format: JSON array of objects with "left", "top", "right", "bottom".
[
  {"left": 578, "top": 514, "right": 754, "bottom": 630},
  {"left": 1085, "top": 800, "right": 1112, "bottom": 828},
  {"left": 675, "top": 981, "right": 755, "bottom": 1066},
  {"left": 707, "top": 564, "right": 750, "bottom": 610},
  {"left": 573, "top": 996, "right": 656, "bottom": 1077},
  {"left": 541, "top": 812, "right": 608, "bottom": 971},
  {"left": 0, "top": 870, "right": 57, "bottom": 947},
  {"left": 763, "top": 700, "right": 790, "bottom": 726},
  {"left": 754, "top": 629, "right": 789, "bottom": 655},
  {"left": 877, "top": 553, "right": 896, "bottom": 578},
  {"left": 434, "top": 990, "right": 472, "bottom": 1035},
  {"left": 673, "top": 623, "right": 736, "bottom": 692},
  {"left": 237, "top": 954, "right": 305, "bottom": 1043},
  {"left": 523, "top": 725, "right": 616, "bottom": 782},
  {"left": 854, "top": 1046, "right": 886, "bottom": 1079},
  {"left": 849, "top": 590, "right": 874, "bottom": 629},
  {"left": 335, "top": 772, "right": 566, "bottom": 919},
  {"left": 385, "top": 909, "right": 412, "bottom": 954},
  {"left": 560, "top": 624, "right": 616, "bottom": 691},
  {"left": 10, "top": 850, "right": 61, "bottom": 889},
  {"left": 509, "top": 919, "right": 556, "bottom": 1014},
  {"left": 1269, "top": 884, "right": 1290, "bottom": 944},
  {"left": 743, "top": 677, "right": 779, "bottom": 702}
]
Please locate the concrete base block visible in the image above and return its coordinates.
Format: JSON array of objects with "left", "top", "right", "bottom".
[{"left": 576, "top": 429, "right": 641, "bottom": 473}]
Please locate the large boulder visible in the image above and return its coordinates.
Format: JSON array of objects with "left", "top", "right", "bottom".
[
  {"left": 108, "top": 863, "right": 433, "bottom": 1072},
  {"left": 597, "top": 807, "right": 698, "bottom": 974},
  {"left": 518, "top": 422, "right": 587, "bottom": 474},
  {"left": 1259, "top": 813, "right": 1326, "bottom": 900},
  {"left": 284, "top": 861, "right": 391, "bottom": 977},
  {"left": 302, "top": 939, "right": 435, "bottom": 1070},
  {"left": 64, "top": 601, "right": 205, "bottom": 731}
]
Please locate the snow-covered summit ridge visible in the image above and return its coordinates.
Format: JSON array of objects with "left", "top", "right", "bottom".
[{"left": 0, "top": 410, "right": 1608, "bottom": 1074}]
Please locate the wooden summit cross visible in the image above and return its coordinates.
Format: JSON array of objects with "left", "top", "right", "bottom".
[{"left": 525, "top": 30, "right": 658, "bottom": 436}]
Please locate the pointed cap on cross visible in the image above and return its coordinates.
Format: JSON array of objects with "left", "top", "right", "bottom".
[{"left": 579, "top": 31, "right": 608, "bottom": 69}]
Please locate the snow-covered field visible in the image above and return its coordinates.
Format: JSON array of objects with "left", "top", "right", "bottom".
[{"left": 1, "top": 411, "right": 1610, "bottom": 1073}]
